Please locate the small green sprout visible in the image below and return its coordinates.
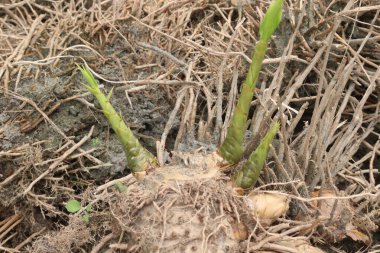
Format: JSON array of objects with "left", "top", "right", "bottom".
[
  {"left": 114, "top": 181, "right": 127, "bottom": 193},
  {"left": 91, "top": 137, "right": 100, "bottom": 147},
  {"left": 259, "top": 0, "right": 283, "bottom": 41},
  {"left": 65, "top": 199, "right": 92, "bottom": 224}
]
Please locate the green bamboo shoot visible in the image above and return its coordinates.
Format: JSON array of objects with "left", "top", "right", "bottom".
[
  {"left": 218, "top": 0, "right": 283, "bottom": 164},
  {"left": 78, "top": 65, "right": 157, "bottom": 173},
  {"left": 234, "top": 122, "right": 280, "bottom": 189}
]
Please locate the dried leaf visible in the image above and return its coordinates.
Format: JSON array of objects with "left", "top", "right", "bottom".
[{"left": 346, "top": 223, "right": 370, "bottom": 245}]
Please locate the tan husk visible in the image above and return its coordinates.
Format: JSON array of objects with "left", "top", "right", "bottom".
[{"left": 244, "top": 192, "right": 289, "bottom": 226}]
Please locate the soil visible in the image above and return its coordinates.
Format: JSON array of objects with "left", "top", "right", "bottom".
[{"left": 1, "top": 0, "right": 379, "bottom": 252}]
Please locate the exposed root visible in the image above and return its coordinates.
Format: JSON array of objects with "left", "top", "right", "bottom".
[{"left": 30, "top": 217, "right": 91, "bottom": 253}]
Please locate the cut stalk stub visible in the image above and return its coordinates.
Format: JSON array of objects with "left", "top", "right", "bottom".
[{"left": 78, "top": 65, "right": 158, "bottom": 174}]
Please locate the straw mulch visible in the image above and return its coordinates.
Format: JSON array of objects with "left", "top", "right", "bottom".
[{"left": 0, "top": 0, "right": 379, "bottom": 252}]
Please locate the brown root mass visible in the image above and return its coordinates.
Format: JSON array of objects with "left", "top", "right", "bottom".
[
  {"left": 31, "top": 217, "right": 91, "bottom": 253},
  {"left": 30, "top": 153, "right": 254, "bottom": 253},
  {"left": 112, "top": 167, "right": 248, "bottom": 252}
]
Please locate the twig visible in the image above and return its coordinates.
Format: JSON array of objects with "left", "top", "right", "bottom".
[
  {"left": 90, "top": 233, "right": 116, "bottom": 253},
  {"left": 369, "top": 140, "right": 379, "bottom": 187},
  {"left": 157, "top": 89, "right": 187, "bottom": 165},
  {"left": 249, "top": 224, "right": 313, "bottom": 251},
  {"left": 137, "top": 42, "right": 187, "bottom": 67},
  {"left": 261, "top": 243, "right": 299, "bottom": 253},
  {"left": 22, "top": 126, "right": 94, "bottom": 195},
  {"left": 0, "top": 214, "right": 23, "bottom": 241},
  {"left": 7, "top": 91, "right": 103, "bottom": 165},
  {"left": 96, "top": 174, "right": 135, "bottom": 193},
  {"left": 0, "top": 166, "right": 26, "bottom": 188},
  {"left": 14, "top": 228, "right": 46, "bottom": 250},
  {"left": 0, "top": 15, "right": 45, "bottom": 94},
  {"left": 258, "top": 190, "right": 378, "bottom": 202},
  {"left": 215, "top": 19, "right": 244, "bottom": 137},
  {"left": 0, "top": 246, "right": 19, "bottom": 253}
]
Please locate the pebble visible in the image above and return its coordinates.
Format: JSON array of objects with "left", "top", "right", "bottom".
[
  {"left": 69, "top": 106, "right": 79, "bottom": 116},
  {"left": 53, "top": 84, "right": 66, "bottom": 98}
]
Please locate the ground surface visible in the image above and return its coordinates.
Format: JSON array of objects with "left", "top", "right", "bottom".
[{"left": 0, "top": 0, "right": 379, "bottom": 252}]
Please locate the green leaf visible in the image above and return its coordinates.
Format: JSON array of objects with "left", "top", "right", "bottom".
[
  {"left": 77, "top": 65, "right": 98, "bottom": 90},
  {"left": 65, "top": 199, "right": 81, "bottom": 213},
  {"left": 259, "top": 0, "right": 283, "bottom": 41},
  {"left": 106, "top": 87, "right": 114, "bottom": 101}
]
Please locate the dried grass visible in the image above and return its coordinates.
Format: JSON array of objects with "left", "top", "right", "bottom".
[{"left": 0, "top": 0, "right": 379, "bottom": 252}]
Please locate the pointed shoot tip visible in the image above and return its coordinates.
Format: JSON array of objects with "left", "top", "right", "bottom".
[{"left": 259, "top": 0, "right": 284, "bottom": 41}]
